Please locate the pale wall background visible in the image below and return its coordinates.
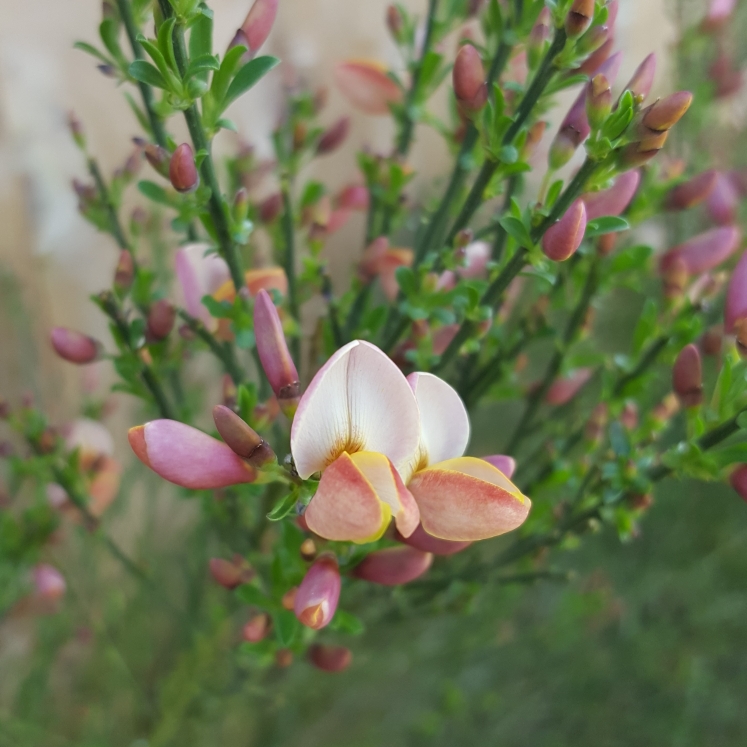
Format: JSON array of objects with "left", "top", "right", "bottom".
[{"left": 0, "top": 0, "right": 674, "bottom": 419}]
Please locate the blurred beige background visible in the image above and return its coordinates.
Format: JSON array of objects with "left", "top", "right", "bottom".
[{"left": 0, "top": 0, "right": 674, "bottom": 420}]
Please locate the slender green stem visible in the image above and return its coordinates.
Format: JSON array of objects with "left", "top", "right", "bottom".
[
  {"left": 177, "top": 309, "right": 244, "bottom": 384},
  {"left": 115, "top": 0, "right": 168, "bottom": 147},
  {"left": 280, "top": 185, "right": 301, "bottom": 363},
  {"left": 88, "top": 158, "right": 132, "bottom": 252},
  {"left": 613, "top": 334, "right": 670, "bottom": 396}
]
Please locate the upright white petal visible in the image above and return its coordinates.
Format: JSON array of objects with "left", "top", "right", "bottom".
[
  {"left": 291, "top": 341, "right": 420, "bottom": 479},
  {"left": 407, "top": 372, "right": 470, "bottom": 471}
]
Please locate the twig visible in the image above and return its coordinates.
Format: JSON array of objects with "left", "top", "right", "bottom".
[
  {"left": 177, "top": 309, "right": 244, "bottom": 384},
  {"left": 281, "top": 184, "right": 301, "bottom": 363}
]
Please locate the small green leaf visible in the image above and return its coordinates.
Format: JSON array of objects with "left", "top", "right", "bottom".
[
  {"left": 189, "top": 8, "right": 213, "bottom": 63},
  {"left": 498, "top": 145, "right": 518, "bottom": 164},
  {"left": 129, "top": 60, "right": 168, "bottom": 90},
  {"left": 395, "top": 266, "right": 417, "bottom": 297},
  {"left": 235, "top": 584, "right": 270, "bottom": 607},
  {"left": 499, "top": 215, "right": 533, "bottom": 247},
  {"left": 99, "top": 19, "right": 124, "bottom": 63},
  {"left": 329, "top": 609, "right": 365, "bottom": 635},
  {"left": 267, "top": 491, "right": 298, "bottom": 521},
  {"left": 585, "top": 216, "right": 630, "bottom": 238},
  {"left": 223, "top": 56, "right": 280, "bottom": 110},
  {"left": 736, "top": 411, "right": 747, "bottom": 430},
  {"left": 273, "top": 609, "right": 300, "bottom": 646},
  {"left": 73, "top": 41, "right": 112, "bottom": 66},
  {"left": 137, "top": 180, "right": 173, "bottom": 206},
  {"left": 185, "top": 53, "right": 220, "bottom": 80}
]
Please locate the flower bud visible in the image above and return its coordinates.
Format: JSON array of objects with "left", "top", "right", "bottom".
[
  {"left": 308, "top": 644, "right": 353, "bottom": 673},
  {"left": 725, "top": 250, "right": 747, "bottom": 335},
  {"left": 396, "top": 523, "right": 471, "bottom": 556},
  {"left": 622, "top": 53, "right": 657, "bottom": 103},
  {"left": 294, "top": 555, "right": 341, "bottom": 630},
  {"left": 169, "top": 143, "right": 199, "bottom": 193},
  {"left": 233, "top": 187, "right": 250, "bottom": 223},
  {"left": 620, "top": 401, "right": 639, "bottom": 430},
  {"left": 482, "top": 454, "right": 516, "bottom": 478},
  {"left": 453, "top": 45, "right": 488, "bottom": 113},
  {"left": 335, "top": 60, "right": 404, "bottom": 115},
  {"left": 709, "top": 52, "right": 743, "bottom": 99},
  {"left": 546, "top": 368, "right": 593, "bottom": 405},
  {"left": 144, "top": 144, "right": 170, "bottom": 178},
  {"left": 259, "top": 192, "right": 283, "bottom": 223},
  {"left": 672, "top": 344, "right": 703, "bottom": 407},
  {"left": 253, "top": 289, "right": 300, "bottom": 416},
  {"left": 114, "top": 250, "right": 134, "bottom": 293},
  {"left": 212, "top": 404, "right": 275, "bottom": 467},
  {"left": 660, "top": 226, "right": 741, "bottom": 276},
  {"left": 51, "top": 327, "right": 100, "bottom": 364},
  {"left": 665, "top": 170, "right": 718, "bottom": 211},
  {"left": 522, "top": 121, "right": 547, "bottom": 160},
  {"left": 146, "top": 299, "right": 176, "bottom": 341},
  {"left": 243, "top": 612, "right": 271, "bottom": 642},
  {"left": 67, "top": 111, "right": 86, "bottom": 150},
  {"left": 386, "top": 4, "right": 404, "bottom": 40},
  {"left": 583, "top": 170, "right": 640, "bottom": 221},
  {"left": 706, "top": 172, "right": 739, "bottom": 226},
  {"left": 300, "top": 538, "right": 317, "bottom": 561},
  {"left": 703, "top": 0, "right": 736, "bottom": 31},
  {"left": 528, "top": 7, "right": 551, "bottom": 68},
  {"left": 352, "top": 546, "right": 433, "bottom": 585},
  {"left": 586, "top": 73, "right": 612, "bottom": 130},
  {"left": 618, "top": 139, "right": 665, "bottom": 169},
  {"left": 652, "top": 393, "right": 680, "bottom": 423},
  {"left": 209, "top": 555, "right": 254, "bottom": 589},
  {"left": 239, "top": 0, "right": 278, "bottom": 56},
  {"left": 337, "top": 185, "right": 369, "bottom": 211},
  {"left": 566, "top": 0, "right": 595, "bottom": 38},
  {"left": 701, "top": 325, "right": 723, "bottom": 356},
  {"left": 576, "top": 24, "right": 609, "bottom": 57},
  {"left": 641, "top": 91, "right": 693, "bottom": 132},
  {"left": 662, "top": 255, "right": 689, "bottom": 299},
  {"left": 542, "top": 199, "right": 587, "bottom": 262},
  {"left": 282, "top": 587, "right": 298, "bottom": 610},
  {"left": 316, "top": 117, "right": 351, "bottom": 155},
  {"left": 729, "top": 464, "right": 747, "bottom": 501},
  {"left": 33, "top": 564, "right": 66, "bottom": 602}
]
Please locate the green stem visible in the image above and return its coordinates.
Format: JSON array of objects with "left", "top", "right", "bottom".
[
  {"left": 177, "top": 309, "right": 244, "bottom": 384},
  {"left": 281, "top": 184, "right": 301, "bottom": 363},
  {"left": 612, "top": 334, "right": 670, "bottom": 396},
  {"left": 115, "top": 0, "right": 169, "bottom": 147},
  {"left": 88, "top": 158, "right": 132, "bottom": 252}
]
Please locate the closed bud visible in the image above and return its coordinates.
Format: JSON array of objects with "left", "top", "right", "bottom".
[
  {"left": 282, "top": 587, "right": 298, "bottom": 610},
  {"left": 576, "top": 24, "right": 609, "bottom": 57},
  {"left": 316, "top": 117, "right": 350, "bottom": 155},
  {"left": 352, "top": 546, "right": 433, "bottom": 585},
  {"left": 672, "top": 344, "right": 703, "bottom": 407},
  {"left": 586, "top": 402, "right": 609, "bottom": 442},
  {"left": 453, "top": 45, "right": 488, "bottom": 113},
  {"left": 575, "top": 38, "right": 614, "bottom": 76},
  {"left": 386, "top": 4, "right": 404, "bottom": 40},
  {"left": 542, "top": 199, "right": 587, "bottom": 262},
  {"left": 308, "top": 644, "right": 352, "bottom": 673},
  {"left": 661, "top": 226, "right": 741, "bottom": 277},
  {"left": 586, "top": 74, "right": 612, "bottom": 130},
  {"left": 706, "top": 172, "right": 739, "bottom": 226},
  {"left": 522, "top": 121, "right": 546, "bottom": 160},
  {"left": 665, "top": 170, "right": 718, "bottom": 211},
  {"left": 709, "top": 52, "right": 743, "bottom": 99},
  {"left": 169, "top": 143, "right": 199, "bottom": 193},
  {"left": 146, "top": 299, "right": 176, "bottom": 341},
  {"left": 337, "top": 184, "right": 369, "bottom": 211},
  {"left": 144, "top": 144, "right": 170, "bottom": 178},
  {"left": 701, "top": 325, "right": 723, "bottom": 356},
  {"left": 51, "top": 327, "right": 101, "bottom": 364},
  {"left": 566, "top": 0, "right": 595, "bottom": 38},
  {"left": 259, "top": 192, "right": 283, "bottom": 222},
  {"left": 662, "top": 256, "right": 689, "bottom": 298},
  {"left": 546, "top": 368, "right": 593, "bottom": 405},
  {"left": 67, "top": 111, "right": 85, "bottom": 150},
  {"left": 233, "top": 187, "right": 249, "bottom": 223},
  {"left": 729, "top": 464, "right": 747, "bottom": 501},
  {"left": 209, "top": 555, "right": 254, "bottom": 589},
  {"left": 652, "top": 392, "right": 680, "bottom": 423},
  {"left": 583, "top": 170, "right": 640, "bottom": 221},
  {"left": 396, "top": 523, "right": 470, "bottom": 556},
  {"left": 113, "top": 250, "right": 134, "bottom": 293},
  {"left": 621, "top": 401, "right": 639, "bottom": 430},
  {"left": 212, "top": 405, "right": 275, "bottom": 467},
  {"left": 239, "top": 0, "right": 279, "bottom": 56},
  {"left": 294, "top": 554, "right": 340, "bottom": 630},
  {"left": 455, "top": 228, "right": 473, "bottom": 249},
  {"left": 641, "top": 91, "right": 693, "bottom": 132},
  {"left": 622, "top": 53, "right": 657, "bottom": 103},
  {"left": 32, "top": 564, "right": 66, "bottom": 603},
  {"left": 254, "top": 290, "right": 300, "bottom": 416},
  {"left": 725, "top": 250, "right": 747, "bottom": 336},
  {"left": 618, "top": 140, "right": 664, "bottom": 169},
  {"left": 549, "top": 130, "right": 579, "bottom": 170},
  {"left": 528, "top": 8, "right": 551, "bottom": 68},
  {"left": 703, "top": 0, "right": 737, "bottom": 31},
  {"left": 242, "top": 612, "right": 271, "bottom": 642}
]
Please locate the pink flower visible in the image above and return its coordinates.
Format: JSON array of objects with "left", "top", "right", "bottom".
[
  {"left": 672, "top": 344, "right": 703, "bottom": 407},
  {"left": 33, "top": 564, "right": 66, "bottom": 602},
  {"left": 335, "top": 60, "right": 404, "bottom": 115}
]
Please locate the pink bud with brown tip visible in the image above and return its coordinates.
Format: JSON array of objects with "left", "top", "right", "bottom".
[
  {"left": 243, "top": 612, "right": 271, "bottom": 642},
  {"left": 169, "top": 143, "right": 199, "bottom": 193},
  {"left": 453, "top": 44, "right": 488, "bottom": 113},
  {"left": 672, "top": 344, "right": 703, "bottom": 407},
  {"left": 51, "top": 327, "right": 101, "bottom": 364},
  {"left": 566, "top": 0, "right": 595, "bottom": 38},
  {"left": 623, "top": 53, "right": 657, "bottom": 103},
  {"left": 294, "top": 555, "right": 340, "bottom": 630},
  {"left": 542, "top": 199, "right": 587, "bottom": 262},
  {"left": 238, "top": 0, "right": 278, "bottom": 56},
  {"left": 642, "top": 91, "right": 693, "bottom": 132}
]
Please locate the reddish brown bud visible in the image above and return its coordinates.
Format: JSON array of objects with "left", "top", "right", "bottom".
[
  {"left": 665, "top": 170, "right": 718, "bottom": 211},
  {"left": 308, "top": 644, "right": 352, "bottom": 673},
  {"left": 316, "top": 117, "right": 351, "bottom": 155},
  {"left": 146, "top": 299, "right": 176, "bottom": 341},
  {"left": 114, "top": 250, "right": 134, "bottom": 292},
  {"left": 259, "top": 192, "right": 283, "bottom": 223},
  {"left": 281, "top": 587, "right": 298, "bottom": 611},
  {"left": 453, "top": 45, "right": 488, "bottom": 113},
  {"left": 641, "top": 92, "right": 693, "bottom": 132},
  {"left": 662, "top": 256, "right": 689, "bottom": 298},
  {"left": 622, "top": 53, "right": 657, "bottom": 103},
  {"left": 701, "top": 325, "right": 723, "bottom": 356},
  {"left": 672, "top": 343, "right": 703, "bottom": 407},
  {"left": 242, "top": 612, "right": 271, "bottom": 642},
  {"left": 210, "top": 555, "right": 254, "bottom": 589},
  {"left": 565, "top": 0, "right": 595, "bottom": 38},
  {"left": 386, "top": 4, "right": 404, "bottom": 39},
  {"left": 300, "top": 538, "right": 317, "bottom": 561},
  {"left": 212, "top": 405, "right": 275, "bottom": 467},
  {"left": 275, "top": 649, "right": 293, "bottom": 667},
  {"left": 169, "top": 143, "right": 200, "bottom": 193},
  {"left": 542, "top": 199, "right": 587, "bottom": 262},
  {"left": 730, "top": 464, "right": 747, "bottom": 501},
  {"left": 352, "top": 546, "right": 433, "bottom": 586},
  {"left": 51, "top": 327, "right": 101, "bottom": 364}
]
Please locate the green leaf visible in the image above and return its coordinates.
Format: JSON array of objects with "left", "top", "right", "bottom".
[
  {"left": 736, "top": 411, "right": 747, "bottom": 430},
  {"left": 266, "top": 491, "right": 298, "bottom": 521},
  {"left": 216, "top": 117, "right": 238, "bottom": 132},
  {"left": 632, "top": 298, "right": 657, "bottom": 355},
  {"left": 223, "top": 56, "right": 280, "bottom": 110},
  {"left": 129, "top": 60, "right": 168, "bottom": 90},
  {"left": 185, "top": 53, "right": 220, "bottom": 81},
  {"left": 73, "top": 41, "right": 112, "bottom": 66},
  {"left": 585, "top": 216, "right": 630, "bottom": 238},
  {"left": 329, "top": 609, "right": 365, "bottom": 635},
  {"left": 137, "top": 180, "right": 174, "bottom": 206},
  {"left": 300, "top": 181, "right": 326, "bottom": 209},
  {"left": 235, "top": 584, "right": 270, "bottom": 607},
  {"left": 125, "top": 93, "right": 152, "bottom": 134},
  {"left": 498, "top": 215, "right": 533, "bottom": 247},
  {"left": 546, "top": 179, "right": 564, "bottom": 208},
  {"left": 208, "top": 45, "right": 246, "bottom": 108},
  {"left": 544, "top": 73, "right": 589, "bottom": 96},
  {"left": 99, "top": 19, "right": 124, "bottom": 63},
  {"left": 156, "top": 17, "right": 178, "bottom": 76},
  {"left": 273, "top": 609, "right": 301, "bottom": 646},
  {"left": 395, "top": 266, "right": 417, "bottom": 297},
  {"left": 189, "top": 8, "right": 213, "bottom": 63}
]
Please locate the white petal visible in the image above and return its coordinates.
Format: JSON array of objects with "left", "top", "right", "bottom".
[
  {"left": 291, "top": 341, "right": 420, "bottom": 479},
  {"left": 407, "top": 372, "right": 470, "bottom": 471},
  {"left": 175, "top": 243, "right": 231, "bottom": 328}
]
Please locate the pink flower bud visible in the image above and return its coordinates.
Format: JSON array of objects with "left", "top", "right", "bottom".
[
  {"left": 243, "top": 612, "right": 271, "bottom": 642},
  {"left": 665, "top": 170, "right": 718, "bottom": 211},
  {"left": 542, "top": 199, "right": 587, "bottom": 262},
  {"left": 396, "top": 523, "right": 471, "bottom": 556},
  {"left": 575, "top": 38, "right": 614, "bottom": 76},
  {"left": 144, "top": 144, "right": 170, "bottom": 177},
  {"left": 308, "top": 644, "right": 352, "bottom": 673},
  {"left": 725, "top": 250, "right": 747, "bottom": 334},
  {"left": 566, "top": 0, "right": 595, "bottom": 38},
  {"left": 482, "top": 454, "right": 516, "bottom": 478},
  {"left": 660, "top": 226, "right": 741, "bottom": 276},
  {"left": 146, "top": 299, "right": 176, "bottom": 341},
  {"left": 335, "top": 60, "right": 404, "bottom": 115},
  {"left": 253, "top": 289, "right": 300, "bottom": 415},
  {"left": 294, "top": 555, "right": 341, "bottom": 630},
  {"left": 352, "top": 546, "right": 433, "bottom": 586},
  {"left": 453, "top": 45, "right": 488, "bottom": 112},
  {"left": 259, "top": 192, "right": 283, "bottom": 223},
  {"left": 672, "top": 344, "right": 703, "bottom": 407},
  {"left": 706, "top": 172, "right": 740, "bottom": 225},
  {"left": 703, "top": 0, "right": 736, "bottom": 31},
  {"left": 386, "top": 4, "right": 404, "bottom": 39},
  {"left": 212, "top": 405, "right": 275, "bottom": 467},
  {"left": 622, "top": 53, "right": 657, "bottom": 103},
  {"left": 586, "top": 73, "right": 612, "bottom": 129},
  {"left": 337, "top": 184, "right": 369, "bottom": 211},
  {"left": 709, "top": 52, "right": 743, "bottom": 99},
  {"left": 51, "top": 327, "right": 100, "bottom": 364},
  {"left": 730, "top": 464, "right": 747, "bottom": 501},
  {"left": 114, "top": 250, "right": 134, "bottom": 292},
  {"left": 239, "top": 0, "right": 278, "bottom": 55},
  {"left": 641, "top": 91, "right": 693, "bottom": 132},
  {"left": 546, "top": 368, "right": 593, "bottom": 405},
  {"left": 528, "top": 8, "right": 551, "bottom": 67},
  {"left": 583, "top": 170, "right": 640, "bottom": 221},
  {"left": 33, "top": 564, "right": 66, "bottom": 601},
  {"left": 316, "top": 117, "right": 351, "bottom": 155},
  {"left": 169, "top": 143, "right": 199, "bottom": 193},
  {"left": 209, "top": 555, "right": 254, "bottom": 589}
]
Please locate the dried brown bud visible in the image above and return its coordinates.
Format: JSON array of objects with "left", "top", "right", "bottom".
[
  {"left": 212, "top": 405, "right": 275, "bottom": 467},
  {"left": 114, "top": 250, "right": 134, "bottom": 293}
]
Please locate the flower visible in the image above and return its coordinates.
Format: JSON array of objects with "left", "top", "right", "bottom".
[
  {"left": 335, "top": 60, "right": 404, "bottom": 115},
  {"left": 175, "top": 243, "right": 232, "bottom": 330}
]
